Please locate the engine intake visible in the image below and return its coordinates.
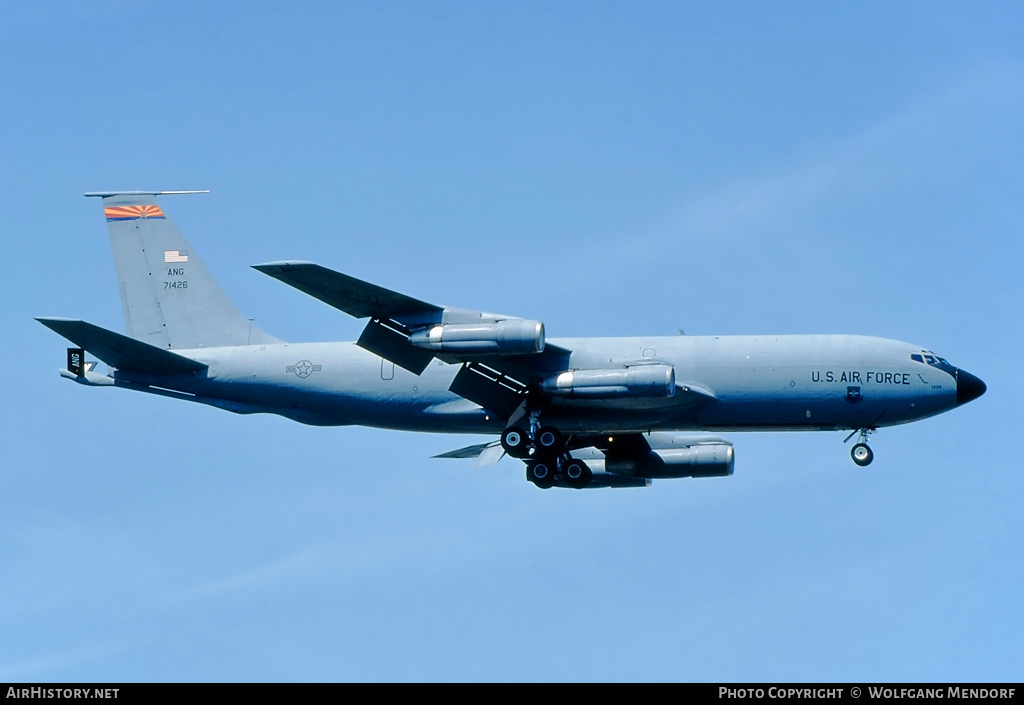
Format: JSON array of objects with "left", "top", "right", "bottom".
[
  {"left": 408, "top": 320, "right": 545, "bottom": 355},
  {"left": 541, "top": 364, "right": 675, "bottom": 399},
  {"left": 605, "top": 444, "right": 734, "bottom": 479}
]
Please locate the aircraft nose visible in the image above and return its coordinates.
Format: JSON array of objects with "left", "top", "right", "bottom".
[{"left": 956, "top": 369, "right": 986, "bottom": 406}]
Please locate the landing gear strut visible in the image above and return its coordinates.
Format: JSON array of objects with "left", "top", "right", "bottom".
[{"left": 845, "top": 429, "right": 875, "bottom": 467}]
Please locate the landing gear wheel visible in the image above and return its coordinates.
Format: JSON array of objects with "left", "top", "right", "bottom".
[
  {"left": 535, "top": 426, "right": 564, "bottom": 454},
  {"left": 563, "top": 458, "right": 592, "bottom": 489},
  {"left": 851, "top": 443, "right": 874, "bottom": 467},
  {"left": 501, "top": 426, "right": 530, "bottom": 459},
  {"left": 527, "top": 459, "right": 554, "bottom": 489}
]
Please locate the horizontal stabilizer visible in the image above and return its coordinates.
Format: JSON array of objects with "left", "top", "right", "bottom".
[
  {"left": 36, "top": 318, "right": 208, "bottom": 374},
  {"left": 433, "top": 441, "right": 496, "bottom": 459},
  {"left": 84, "top": 190, "right": 209, "bottom": 198},
  {"left": 433, "top": 441, "right": 506, "bottom": 468},
  {"left": 474, "top": 442, "right": 506, "bottom": 467},
  {"left": 253, "top": 261, "right": 442, "bottom": 320}
]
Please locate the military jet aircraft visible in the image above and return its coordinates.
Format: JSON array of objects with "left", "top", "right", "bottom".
[{"left": 38, "top": 192, "right": 986, "bottom": 489}]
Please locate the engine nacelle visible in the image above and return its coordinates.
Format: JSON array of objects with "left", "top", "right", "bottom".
[
  {"left": 541, "top": 364, "right": 675, "bottom": 399},
  {"left": 605, "top": 444, "right": 734, "bottom": 479},
  {"left": 407, "top": 320, "right": 545, "bottom": 355}
]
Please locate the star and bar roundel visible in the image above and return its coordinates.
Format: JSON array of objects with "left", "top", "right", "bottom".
[{"left": 104, "top": 205, "right": 166, "bottom": 221}]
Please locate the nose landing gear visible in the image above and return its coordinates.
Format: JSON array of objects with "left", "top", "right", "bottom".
[
  {"left": 851, "top": 442, "right": 874, "bottom": 466},
  {"left": 845, "top": 429, "right": 875, "bottom": 466}
]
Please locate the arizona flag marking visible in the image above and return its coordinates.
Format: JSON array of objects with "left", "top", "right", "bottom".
[{"left": 104, "top": 205, "right": 166, "bottom": 221}]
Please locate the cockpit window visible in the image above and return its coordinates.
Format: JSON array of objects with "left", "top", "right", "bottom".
[{"left": 912, "top": 351, "right": 951, "bottom": 367}]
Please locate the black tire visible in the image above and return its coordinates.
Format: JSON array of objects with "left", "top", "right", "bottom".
[
  {"left": 563, "top": 459, "right": 592, "bottom": 489},
  {"left": 536, "top": 426, "right": 564, "bottom": 453},
  {"left": 501, "top": 426, "right": 530, "bottom": 458},
  {"left": 527, "top": 460, "right": 554, "bottom": 489},
  {"left": 851, "top": 443, "right": 874, "bottom": 467}
]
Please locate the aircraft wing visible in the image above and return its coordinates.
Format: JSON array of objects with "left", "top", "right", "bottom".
[
  {"left": 254, "top": 261, "right": 708, "bottom": 420},
  {"left": 255, "top": 261, "right": 572, "bottom": 412},
  {"left": 252, "top": 261, "right": 442, "bottom": 320}
]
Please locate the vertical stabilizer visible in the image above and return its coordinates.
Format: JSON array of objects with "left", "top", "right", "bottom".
[{"left": 87, "top": 191, "right": 279, "bottom": 349}]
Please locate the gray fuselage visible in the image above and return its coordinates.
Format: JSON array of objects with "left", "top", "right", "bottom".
[{"left": 114, "top": 333, "right": 965, "bottom": 436}]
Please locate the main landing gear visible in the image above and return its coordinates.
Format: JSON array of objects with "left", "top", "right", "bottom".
[
  {"left": 845, "top": 429, "right": 875, "bottom": 467},
  {"left": 526, "top": 455, "right": 592, "bottom": 489},
  {"left": 501, "top": 412, "right": 591, "bottom": 489},
  {"left": 500, "top": 424, "right": 563, "bottom": 458}
]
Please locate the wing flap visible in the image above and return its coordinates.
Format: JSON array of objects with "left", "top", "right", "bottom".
[
  {"left": 356, "top": 318, "right": 434, "bottom": 374},
  {"left": 449, "top": 362, "right": 528, "bottom": 417},
  {"left": 36, "top": 318, "right": 208, "bottom": 374}
]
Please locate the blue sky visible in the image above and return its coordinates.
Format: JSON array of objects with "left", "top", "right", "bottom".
[{"left": 1, "top": 0, "right": 1021, "bottom": 682}]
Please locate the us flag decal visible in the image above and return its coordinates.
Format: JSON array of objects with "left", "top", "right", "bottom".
[{"left": 164, "top": 250, "right": 189, "bottom": 263}]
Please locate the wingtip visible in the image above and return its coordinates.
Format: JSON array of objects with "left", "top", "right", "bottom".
[
  {"left": 252, "top": 261, "right": 317, "bottom": 272},
  {"left": 35, "top": 316, "right": 78, "bottom": 326}
]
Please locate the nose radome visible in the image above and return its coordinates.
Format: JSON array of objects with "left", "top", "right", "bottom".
[{"left": 956, "top": 369, "right": 986, "bottom": 406}]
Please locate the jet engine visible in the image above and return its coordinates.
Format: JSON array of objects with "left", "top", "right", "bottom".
[
  {"left": 408, "top": 320, "right": 545, "bottom": 355},
  {"left": 541, "top": 364, "right": 675, "bottom": 399},
  {"left": 605, "top": 444, "right": 734, "bottom": 479}
]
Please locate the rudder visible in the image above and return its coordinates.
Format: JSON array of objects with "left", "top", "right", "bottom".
[{"left": 87, "top": 191, "right": 279, "bottom": 349}]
